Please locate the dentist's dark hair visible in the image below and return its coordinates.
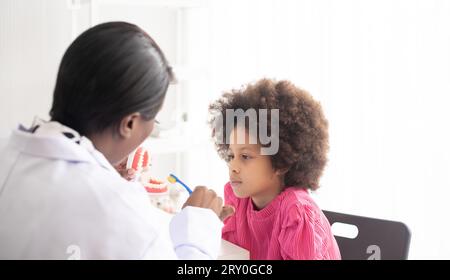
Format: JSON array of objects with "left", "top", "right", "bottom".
[{"left": 50, "top": 21, "right": 174, "bottom": 136}]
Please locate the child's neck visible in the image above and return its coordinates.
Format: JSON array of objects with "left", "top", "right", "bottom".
[{"left": 251, "top": 183, "right": 284, "bottom": 210}]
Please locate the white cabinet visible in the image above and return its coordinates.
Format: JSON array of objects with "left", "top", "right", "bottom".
[
  {"left": 0, "top": 0, "right": 219, "bottom": 188},
  {"left": 89, "top": 0, "right": 212, "bottom": 180}
]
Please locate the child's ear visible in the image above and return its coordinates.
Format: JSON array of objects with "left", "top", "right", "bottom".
[
  {"left": 275, "top": 167, "right": 289, "bottom": 176},
  {"left": 118, "top": 112, "right": 140, "bottom": 138}
]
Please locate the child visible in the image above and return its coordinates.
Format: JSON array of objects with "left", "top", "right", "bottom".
[{"left": 209, "top": 79, "right": 341, "bottom": 260}]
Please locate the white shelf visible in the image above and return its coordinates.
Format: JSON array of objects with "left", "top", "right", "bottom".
[
  {"left": 144, "top": 135, "right": 192, "bottom": 155},
  {"left": 143, "top": 125, "right": 209, "bottom": 155}
]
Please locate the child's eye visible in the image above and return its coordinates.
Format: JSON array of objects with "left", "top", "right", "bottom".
[
  {"left": 241, "top": 154, "right": 251, "bottom": 160},
  {"left": 225, "top": 154, "right": 234, "bottom": 161}
]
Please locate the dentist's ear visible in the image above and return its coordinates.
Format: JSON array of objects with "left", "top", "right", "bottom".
[{"left": 118, "top": 113, "right": 141, "bottom": 138}]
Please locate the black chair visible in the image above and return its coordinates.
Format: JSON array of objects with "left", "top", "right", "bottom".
[{"left": 323, "top": 210, "right": 411, "bottom": 260}]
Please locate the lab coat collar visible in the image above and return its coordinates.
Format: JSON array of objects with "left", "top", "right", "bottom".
[{"left": 9, "top": 119, "right": 117, "bottom": 173}]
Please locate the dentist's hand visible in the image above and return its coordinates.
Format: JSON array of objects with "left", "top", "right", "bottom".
[
  {"left": 114, "top": 158, "right": 136, "bottom": 181},
  {"left": 183, "top": 186, "right": 235, "bottom": 221}
]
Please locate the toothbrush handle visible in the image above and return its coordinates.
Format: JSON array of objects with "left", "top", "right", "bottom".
[{"left": 178, "top": 180, "right": 193, "bottom": 194}]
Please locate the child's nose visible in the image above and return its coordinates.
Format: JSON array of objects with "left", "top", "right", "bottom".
[{"left": 228, "top": 161, "right": 240, "bottom": 174}]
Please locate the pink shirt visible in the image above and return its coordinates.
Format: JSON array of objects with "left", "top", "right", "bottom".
[{"left": 222, "top": 182, "right": 341, "bottom": 260}]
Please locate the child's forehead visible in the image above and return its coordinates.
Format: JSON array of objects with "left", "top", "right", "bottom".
[
  {"left": 229, "top": 126, "right": 259, "bottom": 147},
  {"left": 228, "top": 144, "right": 259, "bottom": 153}
]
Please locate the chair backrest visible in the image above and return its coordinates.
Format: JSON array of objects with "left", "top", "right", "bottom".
[{"left": 323, "top": 210, "right": 411, "bottom": 260}]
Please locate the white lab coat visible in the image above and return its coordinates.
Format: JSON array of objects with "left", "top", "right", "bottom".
[{"left": 0, "top": 121, "right": 222, "bottom": 259}]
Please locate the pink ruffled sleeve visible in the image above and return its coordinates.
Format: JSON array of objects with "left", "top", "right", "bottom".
[{"left": 278, "top": 203, "right": 339, "bottom": 260}]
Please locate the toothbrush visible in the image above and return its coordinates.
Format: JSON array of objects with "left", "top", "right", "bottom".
[{"left": 167, "top": 173, "right": 193, "bottom": 194}]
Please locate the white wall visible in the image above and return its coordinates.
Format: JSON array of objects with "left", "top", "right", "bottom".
[
  {"left": 187, "top": 0, "right": 450, "bottom": 259},
  {"left": 0, "top": 0, "right": 92, "bottom": 137}
]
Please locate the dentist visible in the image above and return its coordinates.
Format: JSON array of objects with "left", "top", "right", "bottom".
[{"left": 0, "top": 22, "right": 232, "bottom": 259}]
